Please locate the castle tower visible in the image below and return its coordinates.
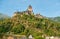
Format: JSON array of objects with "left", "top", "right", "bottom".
[
  {"left": 28, "top": 5, "right": 33, "bottom": 12},
  {"left": 27, "top": 5, "right": 33, "bottom": 14}
]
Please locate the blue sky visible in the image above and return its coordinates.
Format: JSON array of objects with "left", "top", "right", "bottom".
[{"left": 0, "top": 0, "right": 60, "bottom": 17}]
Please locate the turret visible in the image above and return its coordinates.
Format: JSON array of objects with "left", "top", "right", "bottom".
[
  {"left": 27, "top": 5, "right": 33, "bottom": 14},
  {"left": 27, "top": 5, "right": 33, "bottom": 12}
]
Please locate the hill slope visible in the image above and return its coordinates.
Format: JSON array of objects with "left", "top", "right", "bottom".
[
  {"left": 0, "top": 13, "right": 10, "bottom": 20},
  {"left": 0, "top": 12, "right": 60, "bottom": 39},
  {"left": 49, "top": 17, "right": 60, "bottom": 22}
]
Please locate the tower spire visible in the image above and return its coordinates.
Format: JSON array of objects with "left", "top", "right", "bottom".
[
  {"left": 27, "top": 5, "right": 33, "bottom": 12},
  {"left": 27, "top": 5, "right": 33, "bottom": 14}
]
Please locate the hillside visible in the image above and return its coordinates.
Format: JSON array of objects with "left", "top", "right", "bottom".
[
  {"left": 0, "top": 12, "right": 60, "bottom": 39},
  {"left": 49, "top": 17, "right": 60, "bottom": 22},
  {"left": 0, "top": 6, "right": 60, "bottom": 39},
  {"left": 0, "top": 13, "right": 10, "bottom": 20}
]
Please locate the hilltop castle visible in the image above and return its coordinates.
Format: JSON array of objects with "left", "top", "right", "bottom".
[
  {"left": 13, "top": 5, "right": 43, "bottom": 18},
  {"left": 13, "top": 5, "right": 33, "bottom": 16}
]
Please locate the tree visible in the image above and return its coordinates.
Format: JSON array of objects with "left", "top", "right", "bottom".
[{"left": 11, "top": 24, "right": 25, "bottom": 34}]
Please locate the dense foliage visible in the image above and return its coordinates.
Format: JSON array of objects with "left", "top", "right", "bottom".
[{"left": 0, "top": 13, "right": 60, "bottom": 39}]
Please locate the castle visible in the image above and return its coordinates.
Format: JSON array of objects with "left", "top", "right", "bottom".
[
  {"left": 13, "top": 5, "right": 33, "bottom": 16},
  {"left": 13, "top": 5, "right": 43, "bottom": 18}
]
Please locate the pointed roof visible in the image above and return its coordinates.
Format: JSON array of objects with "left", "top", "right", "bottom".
[
  {"left": 28, "top": 5, "right": 32, "bottom": 9},
  {"left": 27, "top": 5, "right": 33, "bottom": 12}
]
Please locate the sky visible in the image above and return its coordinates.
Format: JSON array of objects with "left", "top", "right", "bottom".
[{"left": 0, "top": 0, "right": 60, "bottom": 17}]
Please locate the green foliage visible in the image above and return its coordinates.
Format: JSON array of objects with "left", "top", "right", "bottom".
[
  {"left": 0, "top": 12, "right": 60, "bottom": 38},
  {"left": 0, "top": 19, "right": 12, "bottom": 33},
  {"left": 11, "top": 24, "right": 25, "bottom": 34},
  {"left": 35, "top": 36, "right": 44, "bottom": 39}
]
